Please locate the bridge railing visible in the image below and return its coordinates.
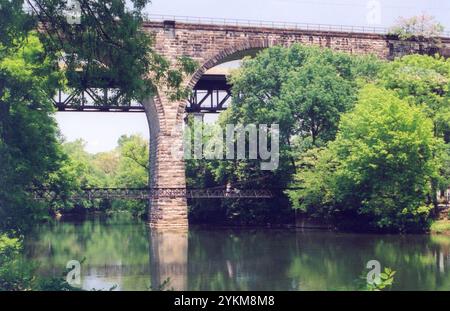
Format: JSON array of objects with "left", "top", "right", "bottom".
[
  {"left": 146, "top": 14, "right": 387, "bottom": 34},
  {"left": 31, "top": 188, "right": 275, "bottom": 200},
  {"left": 145, "top": 14, "right": 450, "bottom": 37}
]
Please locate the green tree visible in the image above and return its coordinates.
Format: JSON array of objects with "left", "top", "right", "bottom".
[
  {"left": 0, "top": 32, "right": 64, "bottom": 231},
  {"left": 280, "top": 60, "right": 356, "bottom": 145},
  {"left": 27, "top": 0, "right": 197, "bottom": 102},
  {"left": 192, "top": 44, "right": 381, "bottom": 224},
  {"left": 228, "top": 44, "right": 380, "bottom": 148},
  {"left": 114, "top": 134, "right": 148, "bottom": 188},
  {"left": 0, "top": 0, "right": 33, "bottom": 50},
  {"left": 62, "top": 139, "right": 107, "bottom": 187},
  {"left": 184, "top": 117, "right": 234, "bottom": 223},
  {"left": 46, "top": 139, "right": 117, "bottom": 213},
  {"left": 112, "top": 134, "right": 149, "bottom": 217},
  {"left": 379, "top": 54, "right": 450, "bottom": 207},
  {"left": 380, "top": 54, "right": 450, "bottom": 141},
  {"left": 53, "top": 135, "right": 148, "bottom": 216},
  {"left": 287, "top": 85, "right": 442, "bottom": 232}
]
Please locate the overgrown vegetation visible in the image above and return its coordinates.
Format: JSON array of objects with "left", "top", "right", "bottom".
[
  {"left": 0, "top": 31, "right": 65, "bottom": 231},
  {"left": 287, "top": 85, "right": 442, "bottom": 232},
  {"left": 389, "top": 14, "right": 444, "bottom": 40},
  {"left": 366, "top": 267, "right": 396, "bottom": 291}
]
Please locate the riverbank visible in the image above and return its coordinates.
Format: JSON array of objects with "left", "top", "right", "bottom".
[{"left": 431, "top": 220, "right": 450, "bottom": 235}]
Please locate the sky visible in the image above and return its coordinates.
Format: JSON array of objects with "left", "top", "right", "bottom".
[{"left": 55, "top": 0, "right": 450, "bottom": 153}]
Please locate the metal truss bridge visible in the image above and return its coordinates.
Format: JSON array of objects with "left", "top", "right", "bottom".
[
  {"left": 32, "top": 188, "right": 274, "bottom": 201},
  {"left": 54, "top": 73, "right": 231, "bottom": 114}
]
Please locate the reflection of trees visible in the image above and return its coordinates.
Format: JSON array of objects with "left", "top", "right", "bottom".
[
  {"left": 287, "top": 232, "right": 371, "bottom": 290},
  {"left": 368, "top": 235, "right": 450, "bottom": 290},
  {"left": 23, "top": 213, "right": 150, "bottom": 290},
  {"left": 187, "top": 229, "right": 450, "bottom": 291},
  {"left": 186, "top": 230, "right": 369, "bottom": 290},
  {"left": 187, "top": 229, "right": 298, "bottom": 291},
  {"left": 286, "top": 233, "right": 450, "bottom": 291},
  {"left": 23, "top": 217, "right": 450, "bottom": 291}
]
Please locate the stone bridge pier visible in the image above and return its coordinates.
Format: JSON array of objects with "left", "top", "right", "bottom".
[{"left": 143, "top": 92, "right": 188, "bottom": 229}]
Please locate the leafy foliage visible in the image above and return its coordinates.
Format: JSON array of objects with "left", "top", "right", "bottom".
[
  {"left": 430, "top": 219, "right": 450, "bottom": 234},
  {"left": 0, "top": 32, "right": 64, "bottom": 231},
  {"left": 379, "top": 54, "right": 450, "bottom": 141},
  {"left": 55, "top": 134, "right": 149, "bottom": 217},
  {"left": 379, "top": 54, "right": 450, "bottom": 206},
  {"left": 111, "top": 135, "right": 149, "bottom": 217},
  {"left": 186, "top": 44, "right": 382, "bottom": 225},
  {"left": 0, "top": 233, "right": 81, "bottom": 291},
  {"left": 367, "top": 267, "right": 396, "bottom": 291},
  {"left": 27, "top": 0, "right": 196, "bottom": 102},
  {"left": 228, "top": 44, "right": 381, "bottom": 146},
  {"left": 0, "top": 0, "right": 34, "bottom": 51},
  {"left": 287, "top": 85, "right": 442, "bottom": 232}
]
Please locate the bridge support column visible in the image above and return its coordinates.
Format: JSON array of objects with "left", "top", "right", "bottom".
[
  {"left": 143, "top": 96, "right": 189, "bottom": 229},
  {"left": 149, "top": 133, "right": 188, "bottom": 228}
]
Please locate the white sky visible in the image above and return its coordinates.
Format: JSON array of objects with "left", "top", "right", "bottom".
[{"left": 56, "top": 0, "right": 450, "bottom": 153}]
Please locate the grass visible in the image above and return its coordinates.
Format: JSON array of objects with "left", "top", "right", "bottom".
[{"left": 430, "top": 219, "right": 450, "bottom": 235}]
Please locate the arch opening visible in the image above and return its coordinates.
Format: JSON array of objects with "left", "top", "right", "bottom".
[{"left": 178, "top": 43, "right": 270, "bottom": 124}]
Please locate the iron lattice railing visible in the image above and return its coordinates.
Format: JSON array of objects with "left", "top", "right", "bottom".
[{"left": 31, "top": 188, "right": 274, "bottom": 200}]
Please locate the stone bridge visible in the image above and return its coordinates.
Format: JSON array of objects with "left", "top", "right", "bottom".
[{"left": 140, "top": 16, "right": 450, "bottom": 229}]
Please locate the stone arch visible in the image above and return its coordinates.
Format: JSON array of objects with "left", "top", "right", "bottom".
[
  {"left": 145, "top": 40, "right": 276, "bottom": 228},
  {"left": 141, "top": 95, "right": 162, "bottom": 188},
  {"left": 175, "top": 39, "right": 275, "bottom": 124},
  {"left": 142, "top": 91, "right": 168, "bottom": 137}
]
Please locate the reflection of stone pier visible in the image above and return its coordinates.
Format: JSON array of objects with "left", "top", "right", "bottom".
[{"left": 149, "top": 229, "right": 188, "bottom": 290}]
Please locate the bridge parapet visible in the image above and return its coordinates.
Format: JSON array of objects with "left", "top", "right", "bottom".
[{"left": 145, "top": 14, "right": 450, "bottom": 37}]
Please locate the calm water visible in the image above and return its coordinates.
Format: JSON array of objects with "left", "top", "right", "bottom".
[{"left": 23, "top": 213, "right": 450, "bottom": 291}]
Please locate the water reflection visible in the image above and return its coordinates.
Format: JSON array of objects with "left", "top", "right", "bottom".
[
  {"left": 23, "top": 215, "right": 450, "bottom": 291},
  {"left": 149, "top": 229, "right": 188, "bottom": 290}
]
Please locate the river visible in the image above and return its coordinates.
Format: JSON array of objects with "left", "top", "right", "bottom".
[{"left": 22, "top": 213, "right": 450, "bottom": 291}]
